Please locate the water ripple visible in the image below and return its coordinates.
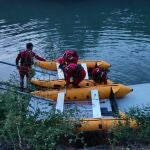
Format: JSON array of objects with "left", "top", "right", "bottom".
[{"left": 0, "top": 1, "right": 150, "bottom": 83}]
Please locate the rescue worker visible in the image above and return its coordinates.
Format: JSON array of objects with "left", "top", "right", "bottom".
[
  {"left": 16, "top": 42, "right": 46, "bottom": 91},
  {"left": 55, "top": 49, "right": 79, "bottom": 66},
  {"left": 91, "top": 66, "right": 108, "bottom": 84},
  {"left": 63, "top": 63, "right": 86, "bottom": 88}
]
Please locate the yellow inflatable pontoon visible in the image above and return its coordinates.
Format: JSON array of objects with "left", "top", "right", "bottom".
[
  {"left": 35, "top": 60, "right": 111, "bottom": 71},
  {"left": 77, "top": 113, "right": 137, "bottom": 131},
  {"left": 56, "top": 99, "right": 137, "bottom": 131},
  {"left": 31, "top": 83, "right": 133, "bottom": 101},
  {"left": 31, "top": 79, "right": 113, "bottom": 89}
]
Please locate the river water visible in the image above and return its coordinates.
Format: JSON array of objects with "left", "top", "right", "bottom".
[{"left": 0, "top": 0, "right": 150, "bottom": 85}]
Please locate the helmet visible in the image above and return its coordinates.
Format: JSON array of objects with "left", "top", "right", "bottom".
[{"left": 26, "top": 42, "right": 33, "bottom": 49}]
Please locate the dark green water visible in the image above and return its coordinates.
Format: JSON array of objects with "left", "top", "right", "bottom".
[{"left": 0, "top": 0, "right": 150, "bottom": 85}]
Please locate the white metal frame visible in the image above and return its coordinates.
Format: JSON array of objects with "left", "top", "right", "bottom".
[
  {"left": 56, "top": 92, "right": 65, "bottom": 112},
  {"left": 56, "top": 63, "right": 65, "bottom": 79},
  {"left": 91, "top": 89, "right": 102, "bottom": 118},
  {"left": 81, "top": 63, "right": 89, "bottom": 79}
]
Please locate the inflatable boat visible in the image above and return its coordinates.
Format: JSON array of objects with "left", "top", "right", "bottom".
[
  {"left": 35, "top": 60, "right": 111, "bottom": 71},
  {"left": 31, "top": 83, "right": 133, "bottom": 101},
  {"left": 80, "top": 83, "right": 149, "bottom": 132},
  {"left": 63, "top": 99, "right": 136, "bottom": 131},
  {"left": 31, "top": 79, "right": 113, "bottom": 89},
  {"left": 29, "top": 83, "right": 150, "bottom": 131},
  {"left": 84, "top": 83, "right": 150, "bottom": 132},
  {"left": 29, "top": 96, "right": 137, "bottom": 131}
]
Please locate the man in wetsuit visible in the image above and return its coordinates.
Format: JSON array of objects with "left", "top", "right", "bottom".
[
  {"left": 91, "top": 66, "right": 108, "bottom": 84},
  {"left": 16, "top": 42, "right": 46, "bottom": 91},
  {"left": 63, "top": 63, "right": 86, "bottom": 88}
]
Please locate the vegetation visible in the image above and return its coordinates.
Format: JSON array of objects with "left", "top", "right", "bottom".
[
  {"left": 109, "top": 105, "right": 150, "bottom": 148},
  {"left": 0, "top": 81, "right": 84, "bottom": 150},
  {"left": 0, "top": 75, "right": 150, "bottom": 149}
]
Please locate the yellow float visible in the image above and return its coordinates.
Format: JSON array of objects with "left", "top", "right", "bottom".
[
  {"left": 77, "top": 112, "right": 137, "bottom": 131},
  {"left": 31, "top": 79, "right": 113, "bottom": 88},
  {"left": 35, "top": 60, "right": 111, "bottom": 71},
  {"left": 31, "top": 83, "right": 133, "bottom": 101}
]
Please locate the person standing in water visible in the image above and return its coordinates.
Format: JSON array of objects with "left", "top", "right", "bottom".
[{"left": 16, "top": 42, "right": 46, "bottom": 91}]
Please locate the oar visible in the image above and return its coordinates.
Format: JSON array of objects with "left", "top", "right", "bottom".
[{"left": 0, "top": 60, "right": 56, "bottom": 76}]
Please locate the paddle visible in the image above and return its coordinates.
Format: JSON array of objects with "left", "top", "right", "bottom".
[{"left": 0, "top": 60, "right": 56, "bottom": 76}]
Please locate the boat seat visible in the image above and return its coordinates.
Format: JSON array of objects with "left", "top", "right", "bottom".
[
  {"left": 91, "top": 89, "right": 102, "bottom": 118},
  {"left": 56, "top": 91, "right": 65, "bottom": 112},
  {"left": 56, "top": 63, "right": 65, "bottom": 79},
  {"left": 81, "top": 63, "right": 89, "bottom": 80}
]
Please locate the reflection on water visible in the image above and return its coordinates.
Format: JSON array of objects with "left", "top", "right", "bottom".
[{"left": 0, "top": 0, "right": 150, "bottom": 85}]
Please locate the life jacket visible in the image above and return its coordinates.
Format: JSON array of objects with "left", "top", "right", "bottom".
[
  {"left": 20, "top": 50, "right": 34, "bottom": 66},
  {"left": 64, "top": 63, "right": 83, "bottom": 75},
  {"left": 75, "top": 64, "right": 83, "bottom": 75},
  {"left": 69, "top": 64, "right": 84, "bottom": 77}
]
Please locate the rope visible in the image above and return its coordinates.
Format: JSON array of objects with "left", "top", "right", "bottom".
[{"left": 0, "top": 60, "right": 56, "bottom": 76}]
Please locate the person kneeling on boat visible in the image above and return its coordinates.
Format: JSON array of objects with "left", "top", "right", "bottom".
[
  {"left": 63, "top": 63, "right": 86, "bottom": 88},
  {"left": 16, "top": 42, "right": 46, "bottom": 91},
  {"left": 91, "top": 66, "right": 108, "bottom": 84},
  {"left": 55, "top": 49, "right": 79, "bottom": 67}
]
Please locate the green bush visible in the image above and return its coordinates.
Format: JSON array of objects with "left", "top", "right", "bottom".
[
  {"left": 0, "top": 83, "right": 82, "bottom": 150},
  {"left": 109, "top": 105, "right": 150, "bottom": 146}
]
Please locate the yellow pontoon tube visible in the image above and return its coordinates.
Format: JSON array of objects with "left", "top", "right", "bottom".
[
  {"left": 77, "top": 113, "right": 137, "bottom": 132},
  {"left": 31, "top": 84, "right": 133, "bottom": 101},
  {"left": 58, "top": 100, "right": 137, "bottom": 131},
  {"left": 31, "top": 79, "right": 113, "bottom": 89},
  {"left": 35, "top": 60, "right": 111, "bottom": 71}
]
